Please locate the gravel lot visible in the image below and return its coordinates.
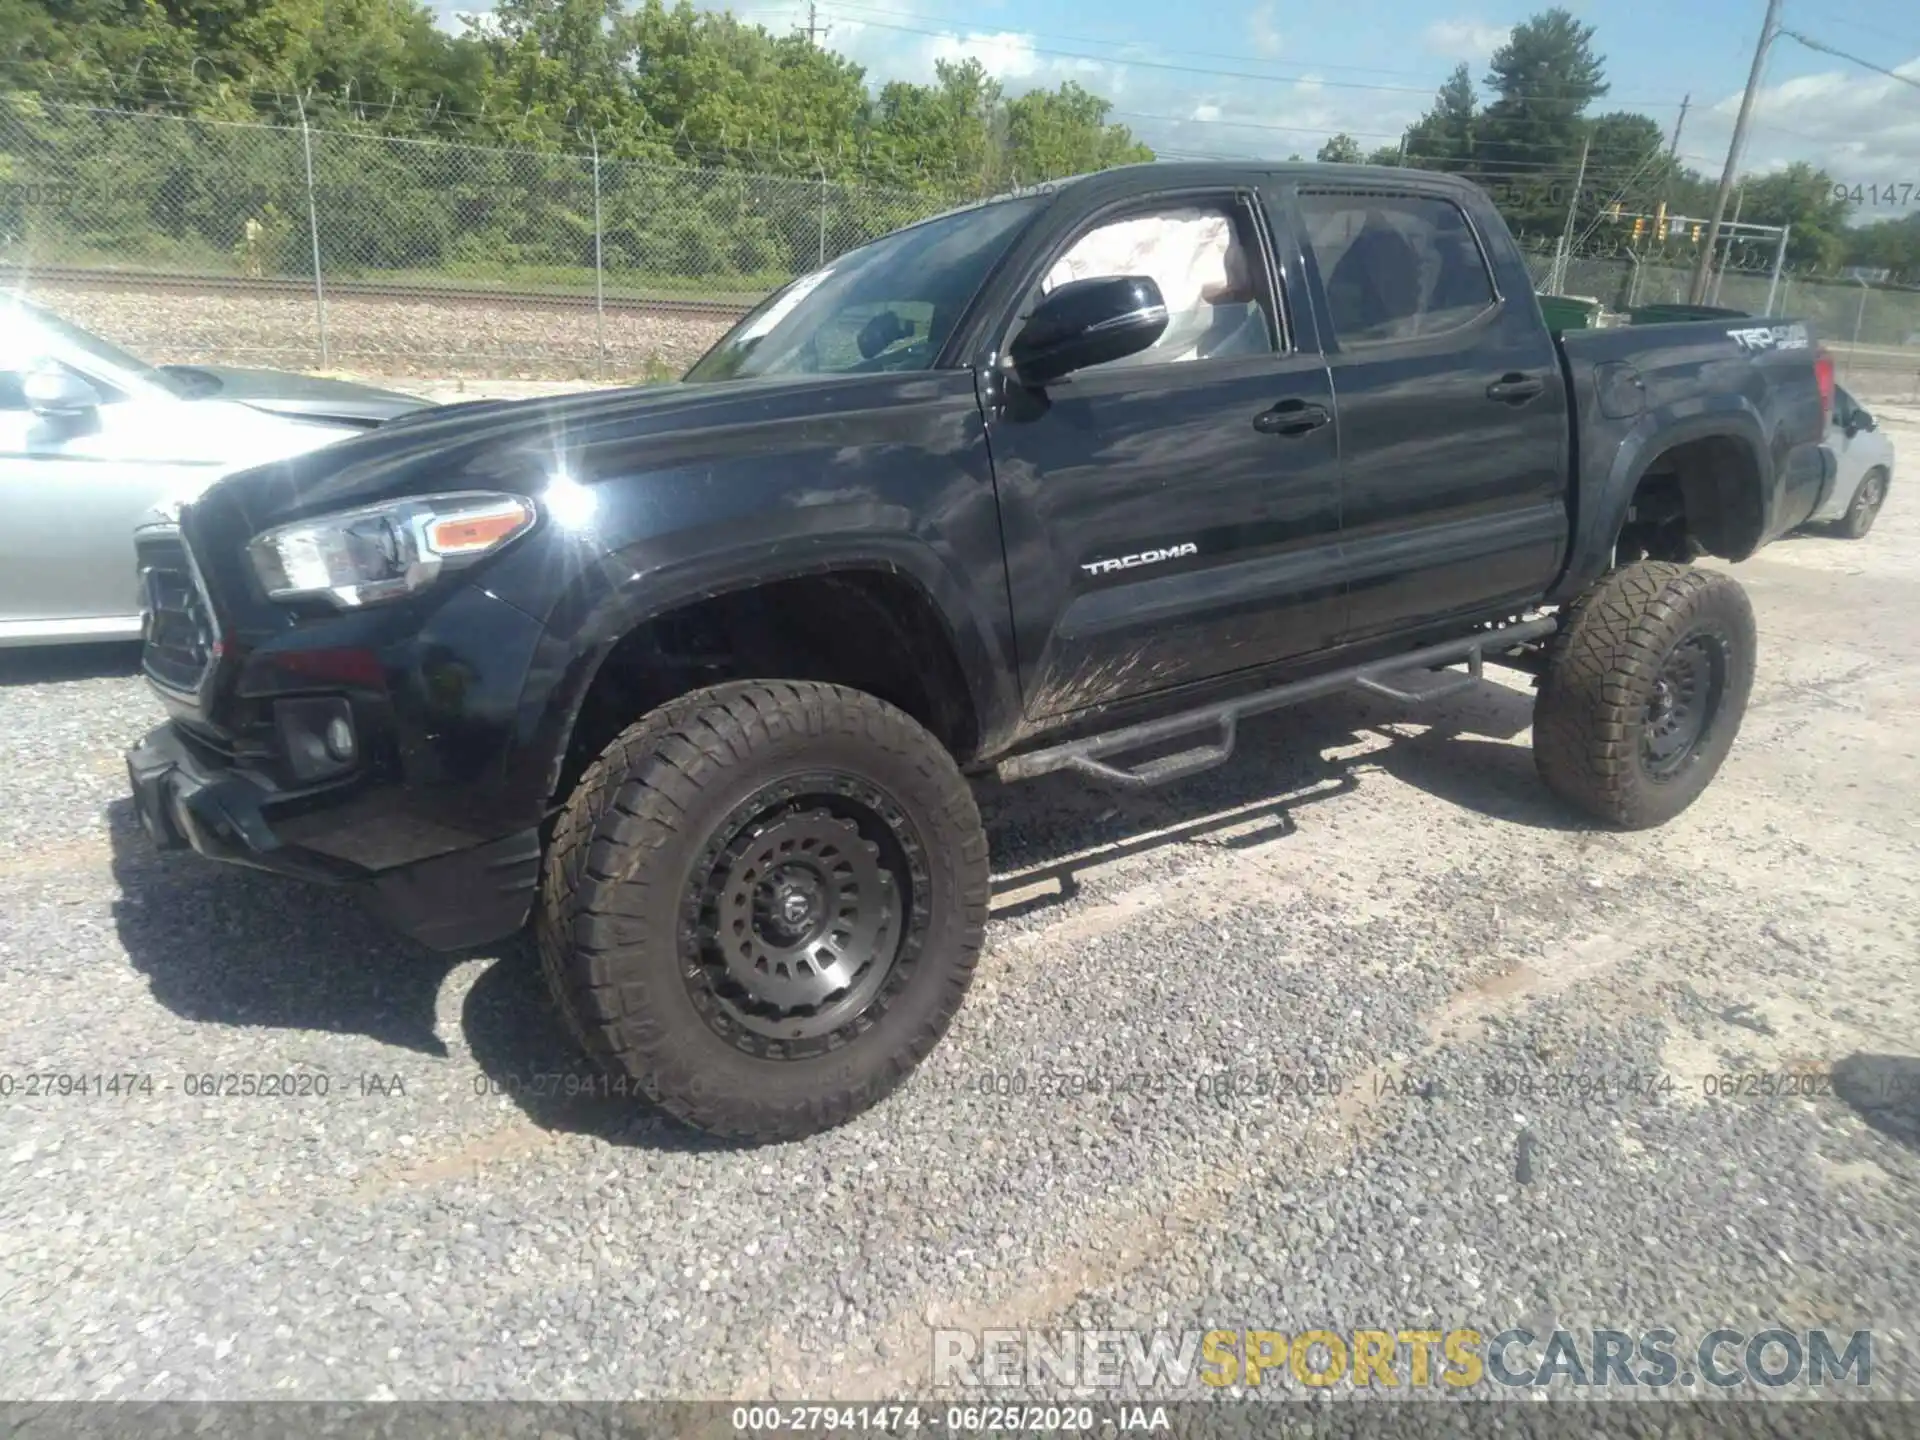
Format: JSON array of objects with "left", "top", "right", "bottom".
[{"left": 0, "top": 408, "right": 1916, "bottom": 1408}]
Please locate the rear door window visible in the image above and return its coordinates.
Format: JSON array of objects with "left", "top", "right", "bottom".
[{"left": 1296, "top": 192, "right": 1496, "bottom": 346}]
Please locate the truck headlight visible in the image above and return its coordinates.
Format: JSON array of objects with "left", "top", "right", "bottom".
[{"left": 247, "top": 492, "right": 535, "bottom": 608}]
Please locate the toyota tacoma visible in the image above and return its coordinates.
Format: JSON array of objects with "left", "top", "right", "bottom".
[{"left": 125, "top": 163, "right": 1838, "bottom": 1140}]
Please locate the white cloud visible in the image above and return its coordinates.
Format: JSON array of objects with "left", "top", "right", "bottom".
[
  {"left": 1248, "top": 3, "right": 1283, "bottom": 60},
  {"left": 926, "top": 29, "right": 1043, "bottom": 80},
  {"left": 825, "top": 8, "right": 1130, "bottom": 98},
  {"left": 1422, "top": 18, "right": 1508, "bottom": 61},
  {"left": 1683, "top": 56, "right": 1920, "bottom": 210},
  {"left": 1191, "top": 103, "right": 1222, "bottom": 122}
]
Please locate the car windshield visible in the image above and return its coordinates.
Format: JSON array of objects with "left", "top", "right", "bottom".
[
  {"left": 684, "top": 196, "right": 1045, "bottom": 383},
  {"left": 6, "top": 297, "right": 190, "bottom": 397}
]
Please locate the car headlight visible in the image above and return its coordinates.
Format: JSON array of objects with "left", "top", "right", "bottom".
[{"left": 247, "top": 492, "right": 535, "bottom": 608}]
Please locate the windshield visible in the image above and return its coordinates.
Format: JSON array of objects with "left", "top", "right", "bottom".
[
  {"left": 684, "top": 196, "right": 1044, "bottom": 383},
  {"left": 5, "top": 297, "right": 188, "bottom": 397}
]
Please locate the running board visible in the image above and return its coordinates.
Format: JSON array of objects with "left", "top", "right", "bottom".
[{"left": 995, "top": 615, "right": 1561, "bottom": 790}]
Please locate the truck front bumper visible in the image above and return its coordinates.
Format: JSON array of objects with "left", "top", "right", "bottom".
[{"left": 126, "top": 720, "right": 542, "bottom": 952}]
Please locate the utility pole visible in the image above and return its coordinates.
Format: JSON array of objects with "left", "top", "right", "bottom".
[
  {"left": 1667, "top": 94, "right": 1690, "bottom": 162},
  {"left": 1709, "top": 184, "right": 1744, "bottom": 305},
  {"left": 1691, "top": 0, "right": 1781, "bottom": 303},
  {"left": 801, "top": 1, "right": 829, "bottom": 45},
  {"left": 1552, "top": 133, "right": 1592, "bottom": 295}
]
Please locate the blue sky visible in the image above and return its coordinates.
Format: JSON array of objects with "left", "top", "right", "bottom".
[{"left": 449, "top": 0, "right": 1920, "bottom": 211}]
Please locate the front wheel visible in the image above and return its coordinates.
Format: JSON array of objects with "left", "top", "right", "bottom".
[
  {"left": 1533, "top": 561, "right": 1756, "bottom": 830},
  {"left": 536, "top": 680, "right": 989, "bottom": 1141}
]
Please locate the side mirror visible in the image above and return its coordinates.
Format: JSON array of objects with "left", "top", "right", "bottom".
[
  {"left": 1008, "top": 275, "right": 1168, "bottom": 387},
  {"left": 24, "top": 366, "right": 102, "bottom": 418},
  {"left": 1856, "top": 408, "right": 1876, "bottom": 433}
]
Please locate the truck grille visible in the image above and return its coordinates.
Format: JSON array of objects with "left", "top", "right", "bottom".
[{"left": 138, "top": 533, "right": 219, "bottom": 695}]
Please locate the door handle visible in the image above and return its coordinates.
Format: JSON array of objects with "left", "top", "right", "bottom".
[
  {"left": 1486, "top": 373, "right": 1545, "bottom": 404},
  {"left": 1253, "top": 400, "right": 1331, "bottom": 436}
]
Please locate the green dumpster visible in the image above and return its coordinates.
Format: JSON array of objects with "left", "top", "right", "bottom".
[{"left": 1537, "top": 294, "right": 1602, "bottom": 332}]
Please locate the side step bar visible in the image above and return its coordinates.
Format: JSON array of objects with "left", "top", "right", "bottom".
[{"left": 995, "top": 615, "right": 1561, "bottom": 790}]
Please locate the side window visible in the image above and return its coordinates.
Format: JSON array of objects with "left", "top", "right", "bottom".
[
  {"left": 1016, "top": 199, "right": 1278, "bottom": 373},
  {"left": 1296, "top": 192, "right": 1495, "bottom": 346}
]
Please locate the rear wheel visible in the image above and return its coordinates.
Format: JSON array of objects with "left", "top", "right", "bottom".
[
  {"left": 1533, "top": 561, "right": 1756, "bottom": 829},
  {"left": 536, "top": 680, "right": 989, "bottom": 1141},
  {"left": 1838, "top": 468, "right": 1888, "bottom": 540}
]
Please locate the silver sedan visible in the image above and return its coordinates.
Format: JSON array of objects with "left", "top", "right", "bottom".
[
  {"left": 1807, "top": 383, "right": 1895, "bottom": 539},
  {"left": 0, "top": 295, "right": 426, "bottom": 646}
]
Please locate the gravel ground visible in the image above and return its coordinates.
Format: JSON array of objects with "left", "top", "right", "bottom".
[
  {"left": 35, "top": 284, "right": 736, "bottom": 383},
  {"left": 0, "top": 410, "right": 1916, "bottom": 1410}
]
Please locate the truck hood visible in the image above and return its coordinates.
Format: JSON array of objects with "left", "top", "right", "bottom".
[
  {"left": 192, "top": 374, "right": 878, "bottom": 533},
  {"left": 158, "top": 364, "right": 428, "bottom": 426}
]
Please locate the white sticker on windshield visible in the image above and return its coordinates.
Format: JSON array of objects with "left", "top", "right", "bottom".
[{"left": 739, "top": 267, "right": 835, "bottom": 341}]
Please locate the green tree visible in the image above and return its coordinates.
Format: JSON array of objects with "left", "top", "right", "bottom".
[
  {"left": 1003, "top": 81, "right": 1150, "bottom": 186},
  {"left": 1476, "top": 9, "right": 1609, "bottom": 235},
  {"left": 1403, "top": 63, "right": 1476, "bottom": 171},
  {"left": 1733, "top": 162, "right": 1850, "bottom": 270},
  {"left": 1844, "top": 212, "right": 1920, "bottom": 283},
  {"left": 477, "top": 0, "right": 638, "bottom": 145},
  {"left": 868, "top": 58, "right": 1002, "bottom": 195},
  {"left": 1316, "top": 132, "right": 1363, "bottom": 164}
]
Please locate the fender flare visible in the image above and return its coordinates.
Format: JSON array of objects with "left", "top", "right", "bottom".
[
  {"left": 1557, "top": 397, "right": 1773, "bottom": 599},
  {"left": 522, "top": 531, "right": 1023, "bottom": 807}
]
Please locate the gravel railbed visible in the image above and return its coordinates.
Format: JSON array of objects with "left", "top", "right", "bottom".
[
  {"left": 35, "top": 283, "right": 736, "bottom": 382},
  {"left": 0, "top": 410, "right": 1915, "bottom": 1409}
]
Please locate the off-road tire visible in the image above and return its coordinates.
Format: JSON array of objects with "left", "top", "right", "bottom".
[
  {"left": 1533, "top": 561, "right": 1756, "bottom": 830},
  {"left": 536, "top": 680, "right": 989, "bottom": 1141},
  {"left": 1838, "top": 467, "right": 1888, "bottom": 540}
]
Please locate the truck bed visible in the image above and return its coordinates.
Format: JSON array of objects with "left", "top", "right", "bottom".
[{"left": 1550, "top": 317, "right": 1832, "bottom": 598}]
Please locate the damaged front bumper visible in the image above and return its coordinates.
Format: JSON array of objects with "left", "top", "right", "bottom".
[{"left": 125, "top": 720, "right": 541, "bottom": 951}]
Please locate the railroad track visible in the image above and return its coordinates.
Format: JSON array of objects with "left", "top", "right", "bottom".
[{"left": 3, "top": 264, "right": 760, "bottom": 316}]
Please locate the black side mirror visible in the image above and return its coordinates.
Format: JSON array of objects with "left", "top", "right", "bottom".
[
  {"left": 1008, "top": 275, "right": 1168, "bottom": 387},
  {"left": 1857, "top": 408, "right": 1876, "bottom": 433}
]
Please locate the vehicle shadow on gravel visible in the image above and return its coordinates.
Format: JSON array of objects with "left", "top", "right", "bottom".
[
  {"left": 103, "top": 674, "right": 1575, "bottom": 1150},
  {"left": 104, "top": 797, "right": 724, "bottom": 1150},
  {"left": 978, "top": 675, "right": 1576, "bottom": 916},
  {"left": 105, "top": 797, "right": 465, "bottom": 1057},
  {"left": 1831, "top": 1053, "right": 1920, "bottom": 1150}
]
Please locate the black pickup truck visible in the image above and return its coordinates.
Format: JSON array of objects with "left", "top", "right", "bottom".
[{"left": 126, "top": 162, "right": 1837, "bottom": 1140}]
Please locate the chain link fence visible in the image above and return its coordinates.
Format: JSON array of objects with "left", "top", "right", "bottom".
[
  {"left": 7, "top": 92, "right": 1920, "bottom": 400},
  {"left": 1521, "top": 239, "right": 1920, "bottom": 405},
  {"left": 1, "top": 96, "right": 953, "bottom": 380}
]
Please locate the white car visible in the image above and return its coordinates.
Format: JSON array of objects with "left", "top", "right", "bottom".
[
  {"left": 0, "top": 295, "right": 425, "bottom": 647},
  {"left": 1807, "top": 384, "right": 1894, "bottom": 539}
]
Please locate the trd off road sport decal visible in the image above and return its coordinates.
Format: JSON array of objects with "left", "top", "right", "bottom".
[
  {"left": 1727, "top": 322, "right": 1810, "bottom": 353},
  {"left": 1080, "top": 542, "right": 1199, "bottom": 577}
]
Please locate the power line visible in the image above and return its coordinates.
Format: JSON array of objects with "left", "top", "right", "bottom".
[
  {"left": 1798, "top": 6, "right": 1920, "bottom": 52},
  {"left": 1778, "top": 27, "right": 1920, "bottom": 89}
]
